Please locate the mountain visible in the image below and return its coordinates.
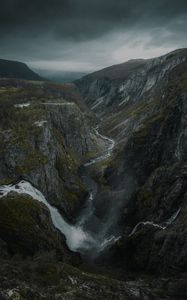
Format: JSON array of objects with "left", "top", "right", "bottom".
[
  {"left": 0, "top": 49, "right": 186, "bottom": 299},
  {"left": 0, "top": 59, "right": 44, "bottom": 81},
  {"left": 75, "top": 48, "right": 187, "bottom": 276},
  {"left": 75, "top": 48, "right": 187, "bottom": 118}
]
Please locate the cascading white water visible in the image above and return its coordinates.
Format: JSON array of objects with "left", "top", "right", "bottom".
[
  {"left": 0, "top": 180, "right": 94, "bottom": 251},
  {"left": 76, "top": 174, "right": 97, "bottom": 228},
  {"left": 129, "top": 208, "right": 181, "bottom": 237},
  {"left": 0, "top": 128, "right": 118, "bottom": 257}
]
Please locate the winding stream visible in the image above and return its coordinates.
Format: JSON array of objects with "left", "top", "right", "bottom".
[
  {"left": 74, "top": 127, "right": 118, "bottom": 257},
  {"left": 84, "top": 128, "right": 115, "bottom": 167}
]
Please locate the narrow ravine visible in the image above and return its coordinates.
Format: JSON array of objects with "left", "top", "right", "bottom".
[
  {"left": 0, "top": 127, "right": 117, "bottom": 259},
  {"left": 74, "top": 127, "right": 119, "bottom": 258}
]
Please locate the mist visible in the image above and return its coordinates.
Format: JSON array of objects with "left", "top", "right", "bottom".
[{"left": 0, "top": 0, "right": 186, "bottom": 73}]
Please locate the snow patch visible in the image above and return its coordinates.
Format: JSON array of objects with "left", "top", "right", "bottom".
[
  {"left": 119, "top": 96, "right": 130, "bottom": 106},
  {"left": 119, "top": 84, "right": 125, "bottom": 92},
  {"left": 34, "top": 120, "right": 47, "bottom": 127},
  {"left": 110, "top": 119, "right": 130, "bottom": 132},
  {"left": 43, "top": 102, "right": 75, "bottom": 106},
  {"left": 91, "top": 97, "right": 104, "bottom": 110},
  {"left": 14, "top": 103, "right": 30, "bottom": 108},
  {"left": 68, "top": 276, "right": 77, "bottom": 285}
]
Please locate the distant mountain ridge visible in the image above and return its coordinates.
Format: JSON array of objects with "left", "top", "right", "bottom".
[
  {"left": 75, "top": 48, "right": 187, "bottom": 116},
  {"left": 81, "top": 58, "right": 146, "bottom": 81},
  {"left": 0, "top": 58, "right": 44, "bottom": 81},
  {"left": 77, "top": 48, "right": 187, "bottom": 83}
]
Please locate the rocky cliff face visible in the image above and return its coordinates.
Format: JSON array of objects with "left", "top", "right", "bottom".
[
  {"left": 76, "top": 48, "right": 187, "bottom": 120},
  {"left": 0, "top": 191, "right": 74, "bottom": 259},
  {"left": 0, "top": 79, "right": 103, "bottom": 218},
  {"left": 76, "top": 49, "right": 187, "bottom": 276},
  {"left": 0, "top": 49, "right": 186, "bottom": 299}
]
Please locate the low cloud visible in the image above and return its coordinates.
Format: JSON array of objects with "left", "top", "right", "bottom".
[{"left": 0, "top": 0, "right": 187, "bottom": 72}]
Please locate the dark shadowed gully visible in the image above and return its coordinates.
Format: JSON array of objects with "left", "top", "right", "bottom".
[{"left": 0, "top": 49, "right": 186, "bottom": 299}]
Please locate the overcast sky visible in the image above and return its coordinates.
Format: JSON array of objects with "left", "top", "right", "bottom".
[{"left": 0, "top": 0, "right": 187, "bottom": 73}]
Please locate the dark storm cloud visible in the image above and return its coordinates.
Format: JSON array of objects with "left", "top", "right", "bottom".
[
  {"left": 1, "top": 0, "right": 187, "bottom": 40},
  {"left": 0, "top": 0, "right": 187, "bottom": 71},
  {"left": 0, "top": 0, "right": 69, "bottom": 36}
]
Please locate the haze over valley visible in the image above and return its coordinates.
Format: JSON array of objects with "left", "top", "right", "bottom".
[{"left": 0, "top": 1, "right": 186, "bottom": 299}]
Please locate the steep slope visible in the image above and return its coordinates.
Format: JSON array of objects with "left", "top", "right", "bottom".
[
  {"left": 0, "top": 50, "right": 186, "bottom": 299},
  {"left": 0, "top": 59, "right": 44, "bottom": 81},
  {"left": 106, "top": 61, "right": 187, "bottom": 274},
  {"left": 0, "top": 77, "right": 180, "bottom": 300},
  {"left": 76, "top": 48, "right": 187, "bottom": 121},
  {"left": 76, "top": 49, "right": 187, "bottom": 276},
  {"left": 0, "top": 191, "right": 74, "bottom": 260},
  {"left": 0, "top": 78, "right": 103, "bottom": 219}
]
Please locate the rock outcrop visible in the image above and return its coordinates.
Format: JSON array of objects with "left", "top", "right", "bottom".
[
  {"left": 76, "top": 48, "right": 187, "bottom": 121},
  {"left": 0, "top": 49, "right": 187, "bottom": 299},
  {"left": 0, "top": 79, "right": 104, "bottom": 218},
  {"left": 76, "top": 49, "right": 187, "bottom": 275}
]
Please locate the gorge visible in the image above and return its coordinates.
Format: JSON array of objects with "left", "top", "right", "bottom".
[
  {"left": 0, "top": 126, "right": 116, "bottom": 258},
  {"left": 0, "top": 48, "right": 186, "bottom": 299}
]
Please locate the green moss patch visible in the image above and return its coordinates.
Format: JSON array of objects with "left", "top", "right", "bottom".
[
  {"left": 133, "top": 111, "right": 166, "bottom": 141},
  {"left": 15, "top": 151, "right": 48, "bottom": 174},
  {"left": 0, "top": 194, "right": 64, "bottom": 256}
]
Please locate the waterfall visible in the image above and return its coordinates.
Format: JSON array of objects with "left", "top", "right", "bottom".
[
  {"left": 0, "top": 180, "right": 94, "bottom": 252},
  {"left": 129, "top": 208, "right": 181, "bottom": 237},
  {"left": 0, "top": 128, "right": 118, "bottom": 257}
]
